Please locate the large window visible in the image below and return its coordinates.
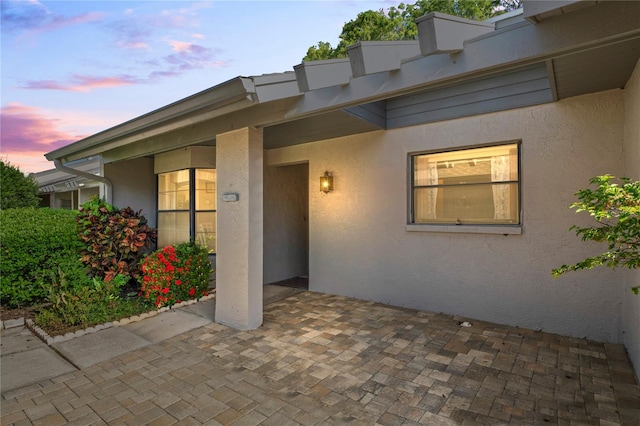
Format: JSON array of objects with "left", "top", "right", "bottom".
[
  {"left": 410, "top": 143, "right": 520, "bottom": 226},
  {"left": 158, "top": 169, "right": 216, "bottom": 252}
]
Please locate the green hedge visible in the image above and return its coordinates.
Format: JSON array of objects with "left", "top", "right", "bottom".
[{"left": 0, "top": 208, "right": 84, "bottom": 307}]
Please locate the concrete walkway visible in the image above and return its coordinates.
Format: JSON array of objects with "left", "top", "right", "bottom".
[{"left": 2, "top": 289, "right": 639, "bottom": 425}]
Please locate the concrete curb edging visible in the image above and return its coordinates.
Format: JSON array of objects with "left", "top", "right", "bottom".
[
  {"left": 24, "top": 292, "right": 216, "bottom": 346},
  {"left": 1, "top": 317, "right": 25, "bottom": 330}
]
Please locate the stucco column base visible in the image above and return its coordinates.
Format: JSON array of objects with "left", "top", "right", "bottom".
[{"left": 215, "top": 127, "right": 263, "bottom": 330}]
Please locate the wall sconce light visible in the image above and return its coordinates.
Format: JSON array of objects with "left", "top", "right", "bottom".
[{"left": 320, "top": 171, "right": 334, "bottom": 193}]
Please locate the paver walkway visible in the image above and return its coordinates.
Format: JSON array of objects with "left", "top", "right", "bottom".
[{"left": 2, "top": 291, "right": 639, "bottom": 425}]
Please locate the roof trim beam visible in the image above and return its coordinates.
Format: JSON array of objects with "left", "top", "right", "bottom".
[
  {"left": 100, "top": 99, "right": 297, "bottom": 164},
  {"left": 286, "top": 1, "right": 640, "bottom": 120},
  {"left": 545, "top": 59, "right": 559, "bottom": 101}
]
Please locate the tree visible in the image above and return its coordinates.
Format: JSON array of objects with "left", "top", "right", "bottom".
[
  {"left": 0, "top": 160, "right": 40, "bottom": 209},
  {"left": 303, "top": 0, "right": 520, "bottom": 61},
  {"left": 552, "top": 175, "right": 640, "bottom": 294}
]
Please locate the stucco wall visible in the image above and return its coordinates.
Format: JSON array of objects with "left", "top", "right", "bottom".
[
  {"left": 623, "top": 59, "right": 640, "bottom": 377},
  {"left": 263, "top": 161, "right": 309, "bottom": 284},
  {"left": 269, "top": 89, "right": 627, "bottom": 343},
  {"left": 105, "top": 157, "right": 156, "bottom": 227}
]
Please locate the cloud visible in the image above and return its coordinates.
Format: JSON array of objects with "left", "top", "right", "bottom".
[
  {"left": 162, "top": 42, "right": 225, "bottom": 72},
  {"left": 21, "top": 74, "right": 140, "bottom": 92},
  {"left": 108, "top": 19, "right": 151, "bottom": 49},
  {"left": 0, "top": 103, "right": 85, "bottom": 156},
  {"left": 154, "top": 2, "right": 213, "bottom": 28},
  {"left": 169, "top": 40, "right": 193, "bottom": 52},
  {"left": 1, "top": 0, "right": 104, "bottom": 35}
]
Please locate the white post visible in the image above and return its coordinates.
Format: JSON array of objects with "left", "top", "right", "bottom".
[{"left": 215, "top": 127, "right": 263, "bottom": 330}]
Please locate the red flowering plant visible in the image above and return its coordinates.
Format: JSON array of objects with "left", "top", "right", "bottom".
[{"left": 139, "top": 242, "right": 213, "bottom": 308}]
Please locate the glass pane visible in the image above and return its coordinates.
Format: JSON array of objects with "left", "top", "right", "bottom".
[
  {"left": 196, "top": 212, "right": 216, "bottom": 253},
  {"left": 414, "top": 144, "right": 518, "bottom": 186},
  {"left": 414, "top": 182, "right": 519, "bottom": 224},
  {"left": 157, "top": 212, "right": 190, "bottom": 248},
  {"left": 195, "top": 169, "right": 216, "bottom": 211},
  {"left": 158, "top": 170, "right": 190, "bottom": 210}
]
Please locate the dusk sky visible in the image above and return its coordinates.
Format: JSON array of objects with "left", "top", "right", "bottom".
[{"left": 1, "top": 0, "right": 394, "bottom": 174}]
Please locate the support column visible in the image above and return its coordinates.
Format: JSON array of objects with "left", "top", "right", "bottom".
[{"left": 215, "top": 127, "right": 263, "bottom": 330}]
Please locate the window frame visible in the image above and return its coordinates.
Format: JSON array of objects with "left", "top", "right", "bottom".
[
  {"left": 407, "top": 141, "right": 522, "bottom": 234},
  {"left": 157, "top": 168, "right": 217, "bottom": 251}
]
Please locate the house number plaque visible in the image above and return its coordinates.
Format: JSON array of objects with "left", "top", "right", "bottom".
[{"left": 222, "top": 192, "right": 239, "bottom": 202}]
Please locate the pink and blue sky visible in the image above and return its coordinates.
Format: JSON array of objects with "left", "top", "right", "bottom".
[{"left": 1, "top": 0, "right": 393, "bottom": 174}]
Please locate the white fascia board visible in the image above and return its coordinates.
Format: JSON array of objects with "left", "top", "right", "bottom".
[
  {"left": 45, "top": 77, "right": 257, "bottom": 162},
  {"left": 286, "top": 1, "right": 640, "bottom": 119}
]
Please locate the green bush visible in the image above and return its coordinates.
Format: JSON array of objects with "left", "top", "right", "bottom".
[
  {"left": 0, "top": 160, "right": 39, "bottom": 209},
  {"left": 553, "top": 175, "right": 640, "bottom": 294},
  {"left": 0, "top": 208, "right": 83, "bottom": 307},
  {"left": 140, "top": 242, "right": 213, "bottom": 308},
  {"left": 77, "top": 197, "right": 156, "bottom": 282},
  {"left": 36, "top": 271, "right": 150, "bottom": 330}
]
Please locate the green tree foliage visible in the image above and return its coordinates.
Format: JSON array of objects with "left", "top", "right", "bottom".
[
  {"left": 0, "top": 208, "right": 84, "bottom": 307},
  {"left": 304, "top": 0, "right": 521, "bottom": 61},
  {"left": 0, "top": 160, "right": 40, "bottom": 209},
  {"left": 552, "top": 175, "right": 640, "bottom": 294}
]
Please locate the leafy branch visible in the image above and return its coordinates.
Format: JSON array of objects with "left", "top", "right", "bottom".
[{"left": 552, "top": 175, "right": 640, "bottom": 294}]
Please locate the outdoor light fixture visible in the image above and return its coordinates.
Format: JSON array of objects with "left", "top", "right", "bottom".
[{"left": 320, "top": 171, "right": 334, "bottom": 193}]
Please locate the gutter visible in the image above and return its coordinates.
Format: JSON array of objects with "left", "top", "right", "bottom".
[
  {"left": 45, "top": 77, "right": 257, "bottom": 163},
  {"left": 53, "top": 159, "right": 113, "bottom": 204}
]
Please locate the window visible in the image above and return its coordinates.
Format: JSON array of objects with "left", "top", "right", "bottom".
[
  {"left": 410, "top": 143, "right": 520, "bottom": 226},
  {"left": 158, "top": 169, "right": 216, "bottom": 252}
]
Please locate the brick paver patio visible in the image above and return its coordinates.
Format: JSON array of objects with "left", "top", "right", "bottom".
[{"left": 2, "top": 291, "right": 639, "bottom": 425}]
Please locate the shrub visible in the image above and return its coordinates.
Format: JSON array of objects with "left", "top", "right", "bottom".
[
  {"left": 553, "top": 175, "right": 640, "bottom": 294},
  {"left": 77, "top": 197, "right": 156, "bottom": 282},
  {"left": 140, "top": 242, "right": 213, "bottom": 308},
  {"left": 0, "top": 208, "right": 83, "bottom": 307},
  {"left": 36, "top": 271, "right": 150, "bottom": 331},
  {"left": 0, "top": 160, "right": 39, "bottom": 209}
]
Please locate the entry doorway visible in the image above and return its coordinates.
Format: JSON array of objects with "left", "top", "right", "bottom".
[{"left": 263, "top": 162, "right": 309, "bottom": 289}]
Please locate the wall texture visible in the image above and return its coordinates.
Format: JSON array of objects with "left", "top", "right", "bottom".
[
  {"left": 105, "top": 158, "right": 156, "bottom": 227},
  {"left": 622, "top": 59, "right": 640, "bottom": 378},
  {"left": 270, "top": 89, "right": 627, "bottom": 343},
  {"left": 263, "top": 161, "right": 309, "bottom": 284},
  {"left": 215, "top": 127, "right": 263, "bottom": 330}
]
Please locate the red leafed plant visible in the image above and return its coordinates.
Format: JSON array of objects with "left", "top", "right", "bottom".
[
  {"left": 77, "top": 197, "right": 156, "bottom": 282},
  {"left": 139, "top": 242, "right": 212, "bottom": 308}
]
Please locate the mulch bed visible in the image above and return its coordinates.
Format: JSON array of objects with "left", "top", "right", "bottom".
[{"left": 0, "top": 305, "right": 38, "bottom": 322}]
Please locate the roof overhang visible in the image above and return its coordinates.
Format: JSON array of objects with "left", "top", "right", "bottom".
[
  {"left": 286, "top": 0, "right": 640, "bottom": 119},
  {"left": 46, "top": 0, "right": 640, "bottom": 165},
  {"left": 45, "top": 77, "right": 260, "bottom": 163}
]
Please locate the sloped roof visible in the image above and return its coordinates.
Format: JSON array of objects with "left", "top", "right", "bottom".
[
  {"left": 34, "top": 157, "right": 102, "bottom": 193},
  {"left": 46, "top": 0, "right": 640, "bottom": 165}
]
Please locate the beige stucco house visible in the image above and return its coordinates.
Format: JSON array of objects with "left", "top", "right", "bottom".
[{"left": 45, "top": 1, "right": 640, "bottom": 377}]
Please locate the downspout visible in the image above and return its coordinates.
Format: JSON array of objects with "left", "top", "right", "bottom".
[{"left": 53, "top": 159, "right": 113, "bottom": 204}]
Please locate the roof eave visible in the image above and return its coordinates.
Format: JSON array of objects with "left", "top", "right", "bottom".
[
  {"left": 45, "top": 76, "right": 257, "bottom": 162},
  {"left": 285, "top": 1, "right": 640, "bottom": 120}
]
